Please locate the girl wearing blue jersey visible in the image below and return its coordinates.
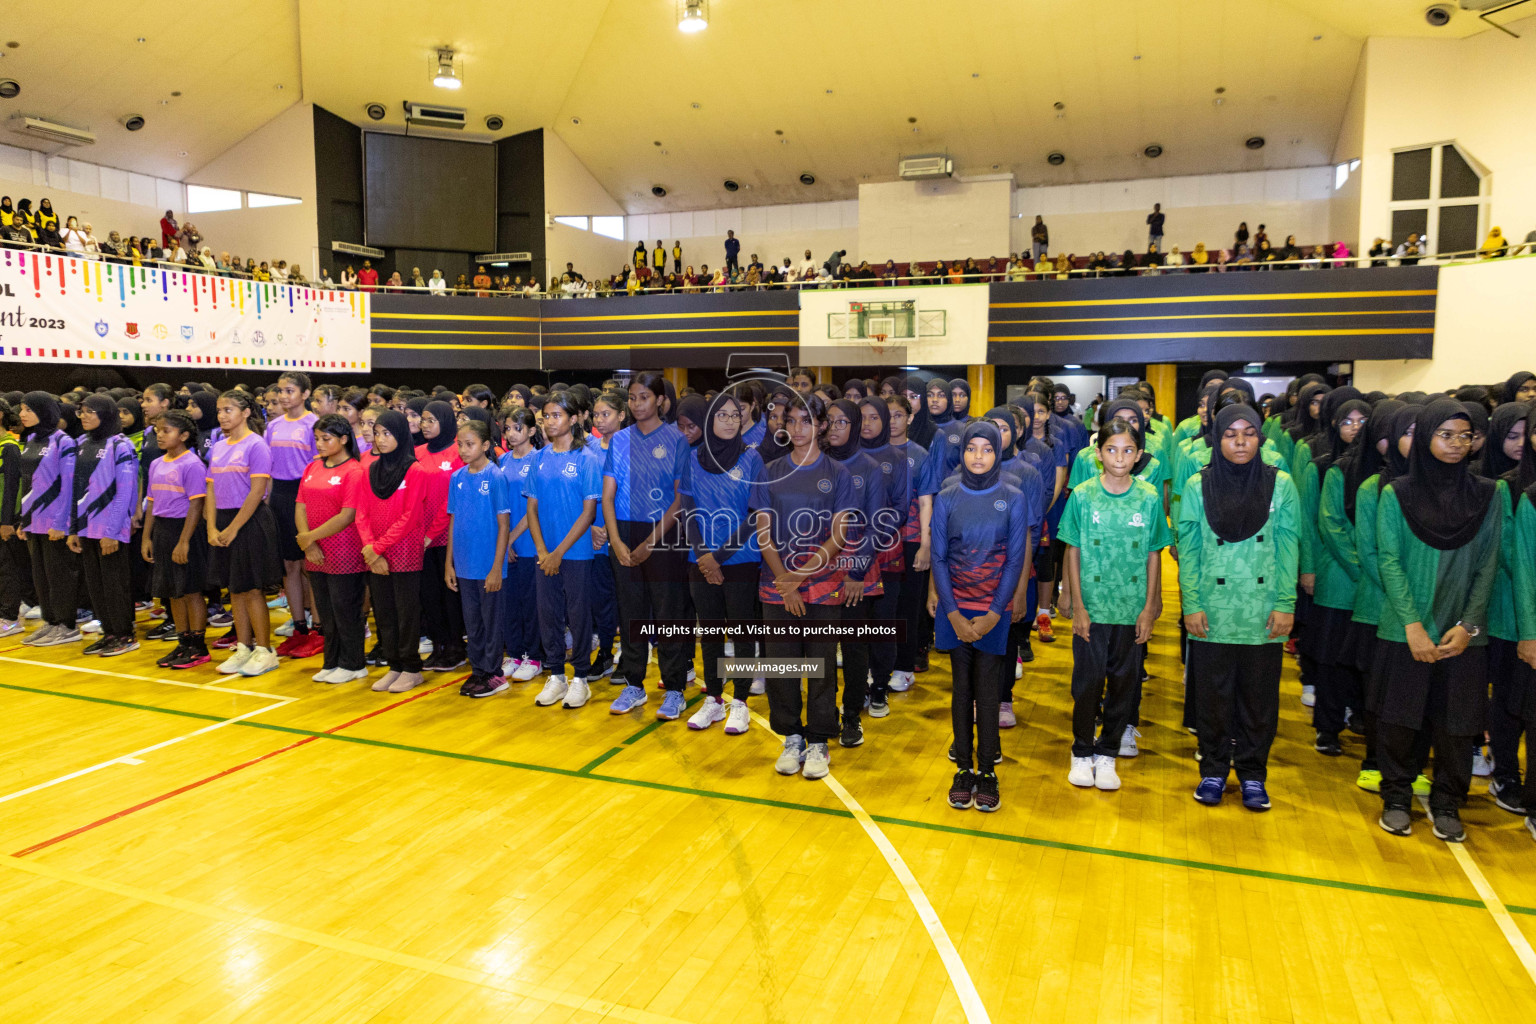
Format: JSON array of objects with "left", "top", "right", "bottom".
[
  {"left": 587, "top": 392, "right": 628, "bottom": 678},
  {"left": 498, "top": 406, "right": 544, "bottom": 682},
  {"left": 681, "top": 392, "right": 765, "bottom": 735},
  {"left": 447, "top": 419, "right": 512, "bottom": 698},
  {"left": 527, "top": 392, "right": 602, "bottom": 710},
  {"left": 930, "top": 422, "right": 1030, "bottom": 812}
]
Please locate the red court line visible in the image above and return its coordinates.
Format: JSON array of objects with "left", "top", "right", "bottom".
[{"left": 13, "top": 677, "right": 463, "bottom": 858}]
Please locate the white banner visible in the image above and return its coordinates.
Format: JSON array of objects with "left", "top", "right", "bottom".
[{"left": 0, "top": 249, "right": 371, "bottom": 372}]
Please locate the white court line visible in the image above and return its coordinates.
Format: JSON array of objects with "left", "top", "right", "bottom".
[
  {"left": 0, "top": 699, "right": 290, "bottom": 806},
  {"left": 0, "top": 654, "right": 298, "bottom": 703},
  {"left": 1416, "top": 795, "right": 1536, "bottom": 987},
  {"left": 749, "top": 710, "right": 992, "bottom": 1024}
]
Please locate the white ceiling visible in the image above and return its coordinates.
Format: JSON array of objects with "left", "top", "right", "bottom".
[{"left": 0, "top": 1, "right": 1516, "bottom": 213}]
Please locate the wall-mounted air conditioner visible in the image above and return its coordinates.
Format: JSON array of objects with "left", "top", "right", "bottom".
[
  {"left": 13, "top": 116, "right": 96, "bottom": 146},
  {"left": 332, "top": 241, "right": 386, "bottom": 259},
  {"left": 403, "top": 102, "right": 467, "bottom": 130},
  {"left": 898, "top": 155, "right": 953, "bottom": 180}
]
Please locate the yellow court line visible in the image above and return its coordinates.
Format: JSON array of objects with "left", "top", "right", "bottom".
[
  {"left": 371, "top": 312, "right": 540, "bottom": 323},
  {"left": 0, "top": 855, "right": 692, "bottom": 1024},
  {"left": 1417, "top": 795, "right": 1536, "bottom": 987},
  {"left": 747, "top": 709, "right": 991, "bottom": 1024},
  {"left": 992, "top": 308, "right": 1437, "bottom": 326},
  {"left": 989, "top": 289, "right": 1437, "bottom": 309},
  {"left": 0, "top": 654, "right": 298, "bottom": 704},
  {"left": 542, "top": 309, "right": 798, "bottom": 324},
  {"left": 0, "top": 700, "right": 290, "bottom": 807},
  {"left": 990, "top": 327, "right": 1434, "bottom": 342}
]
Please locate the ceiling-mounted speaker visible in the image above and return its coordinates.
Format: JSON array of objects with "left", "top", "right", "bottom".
[
  {"left": 723, "top": 179, "right": 739, "bottom": 192},
  {"left": 119, "top": 114, "right": 145, "bottom": 132},
  {"left": 0, "top": 80, "right": 19, "bottom": 100},
  {"left": 1046, "top": 151, "right": 1065, "bottom": 166},
  {"left": 1245, "top": 136, "right": 1266, "bottom": 150},
  {"left": 485, "top": 114, "right": 504, "bottom": 131},
  {"left": 1143, "top": 143, "right": 1163, "bottom": 158},
  {"left": 1424, "top": 5, "right": 1453, "bottom": 27},
  {"left": 798, "top": 172, "right": 816, "bottom": 185},
  {"left": 365, "top": 102, "right": 386, "bottom": 121},
  {"left": 651, "top": 185, "right": 668, "bottom": 197}
]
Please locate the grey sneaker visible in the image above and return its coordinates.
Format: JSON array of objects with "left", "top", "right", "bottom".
[
  {"left": 1431, "top": 812, "right": 1466, "bottom": 843},
  {"left": 802, "top": 742, "right": 831, "bottom": 780},
  {"left": 21, "top": 622, "right": 59, "bottom": 646},
  {"left": 39, "top": 626, "right": 82, "bottom": 646},
  {"left": 1378, "top": 807, "right": 1412, "bottom": 836},
  {"left": 775, "top": 735, "right": 806, "bottom": 775}
]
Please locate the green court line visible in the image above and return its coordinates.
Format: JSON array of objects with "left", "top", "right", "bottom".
[
  {"left": 7, "top": 679, "right": 1529, "bottom": 916},
  {"left": 578, "top": 747, "right": 624, "bottom": 774}
]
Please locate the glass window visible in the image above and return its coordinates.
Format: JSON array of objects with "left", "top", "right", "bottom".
[
  {"left": 186, "top": 185, "right": 242, "bottom": 213},
  {"left": 1437, "top": 204, "right": 1479, "bottom": 255},
  {"left": 1390, "top": 148, "right": 1432, "bottom": 202},
  {"left": 248, "top": 192, "right": 302, "bottom": 207},
  {"left": 553, "top": 216, "right": 588, "bottom": 230},
  {"left": 591, "top": 216, "right": 624, "bottom": 239},
  {"left": 1439, "top": 146, "right": 1479, "bottom": 198},
  {"left": 1391, "top": 208, "right": 1428, "bottom": 247}
]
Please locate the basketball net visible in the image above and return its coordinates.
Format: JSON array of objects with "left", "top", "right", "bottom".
[{"left": 869, "top": 332, "right": 889, "bottom": 356}]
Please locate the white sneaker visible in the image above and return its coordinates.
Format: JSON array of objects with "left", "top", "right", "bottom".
[
  {"left": 775, "top": 735, "right": 805, "bottom": 775},
  {"left": 418, "top": 636, "right": 433, "bottom": 656},
  {"left": 240, "top": 646, "right": 279, "bottom": 676},
  {"left": 724, "top": 641, "right": 736, "bottom": 657},
  {"left": 1119, "top": 725, "right": 1141, "bottom": 758},
  {"left": 835, "top": 646, "right": 843, "bottom": 667},
  {"left": 327, "top": 668, "right": 369, "bottom": 684},
  {"left": 1068, "top": 756, "right": 1096, "bottom": 788},
  {"left": 887, "top": 670, "right": 914, "bottom": 693},
  {"left": 0, "top": 619, "right": 21, "bottom": 639},
  {"left": 750, "top": 676, "right": 766, "bottom": 695},
  {"left": 512, "top": 659, "right": 542, "bottom": 682},
  {"left": 21, "top": 602, "right": 41, "bottom": 620},
  {"left": 1015, "top": 657, "right": 1023, "bottom": 680},
  {"left": 1300, "top": 685, "right": 1316, "bottom": 707},
  {"left": 724, "top": 699, "right": 750, "bottom": 734},
  {"left": 1093, "top": 754, "right": 1121, "bottom": 791},
  {"left": 502, "top": 657, "right": 522, "bottom": 676},
  {"left": 219, "top": 644, "right": 254, "bottom": 674},
  {"left": 1472, "top": 750, "right": 1494, "bottom": 778},
  {"left": 687, "top": 695, "right": 727, "bottom": 730},
  {"left": 562, "top": 677, "right": 591, "bottom": 708},
  {"left": 535, "top": 674, "right": 569, "bottom": 706},
  {"left": 81, "top": 618, "right": 102, "bottom": 635},
  {"left": 312, "top": 667, "right": 340, "bottom": 683},
  {"left": 686, "top": 666, "right": 698, "bottom": 687},
  {"left": 802, "top": 742, "right": 831, "bottom": 780},
  {"left": 274, "top": 619, "right": 296, "bottom": 637}
]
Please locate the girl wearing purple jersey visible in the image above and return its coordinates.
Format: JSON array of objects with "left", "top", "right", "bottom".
[
  {"left": 66, "top": 395, "right": 141, "bottom": 657},
  {"left": 17, "top": 393, "right": 83, "bottom": 647},
  {"left": 142, "top": 411, "right": 211, "bottom": 669},
  {"left": 930, "top": 421, "right": 1030, "bottom": 812},
  {"left": 206, "top": 390, "right": 282, "bottom": 676},
  {"left": 266, "top": 370, "right": 320, "bottom": 658}
]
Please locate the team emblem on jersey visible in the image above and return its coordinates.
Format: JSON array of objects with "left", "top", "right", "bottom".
[
  {"left": 439, "top": 459, "right": 452, "bottom": 471},
  {"left": 994, "top": 499, "right": 1007, "bottom": 511},
  {"left": 562, "top": 461, "right": 578, "bottom": 477},
  {"left": 907, "top": 457, "right": 915, "bottom": 468},
  {"left": 948, "top": 433, "right": 961, "bottom": 445},
  {"left": 817, "top": 478, "right": 832, "bottom": 493},
  {"left": 652, "top": 444, "right": 667, "bottom": 459},
  {"left": 1091, "top": 510, "right": 1101, "bottom": 524},
  {"left": 327, "top": 475, "right": 341, "bottom": 486},
  {"left": 478, "top": 479, "right": 490, "bottom": 495},
  {"left": 880, "top": 462, "right": 891, "bottom": 473},
  {"left": 852, "top": 476, "right": 864, "bottom": 488},
  {"left": 729, "top": 467, "right": 743, "bottom": 480},
  {"left": 1129, "top": 512, "right": 1145, "bottom": 527}
]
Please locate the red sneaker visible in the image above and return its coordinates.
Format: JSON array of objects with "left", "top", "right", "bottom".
[
  {"left": 293, "top": 631, "right": 326, "bottom": 659},
  {"left": 1035, "top": 613, "right": 1056, "bottom": 643},
  {"left": 211, "top": 630, "right": 239, "bottom": 650},
  {"left": 1284, "top": 638, "right": 1298, "bottom": 657},
  {"left": 275, "top": 634, "right": 307, "bottom": 658}
]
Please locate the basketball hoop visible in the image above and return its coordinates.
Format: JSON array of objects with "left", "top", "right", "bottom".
[{"left": 869, "top": 332, "right": 889, "bottom": 356}]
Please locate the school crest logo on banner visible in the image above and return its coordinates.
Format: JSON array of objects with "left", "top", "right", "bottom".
[
  {"left": 251, "top": 330, "right": 266, "bottom": 347},
  {"left": 152, "top": 324, "right": 168, "bottom": 340},
  {"left": 180, "top": 325, "right": 194, "bottom": 342},
  {"left": 94, "top": 320, "right": 108, "bottom": 337},
  {"left": 124, "top": 322, "right": 140, "bottom": 340}
]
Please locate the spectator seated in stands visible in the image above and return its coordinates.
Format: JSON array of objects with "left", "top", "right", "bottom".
[
  {"left": 429, "top": 270, "right": 447, "bottom": 295},
  {"left": 1482, "top": 226, "right": 1508, "bottom": 258},
  {"left": 1190, "top": 242, "right": 1209, "bottom": 270}
]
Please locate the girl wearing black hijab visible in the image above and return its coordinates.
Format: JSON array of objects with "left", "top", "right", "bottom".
[
  {"left": 679, "top": 392, "right": 765, "bottom": 735},
  {"left": 1302, "top": 394, "right": 1371, "bottom": 754},
  {"left": 1350, "top": 404, "right": 1419, "bottom": 794},
  {"left": 406, "top": 395, "right": 431, "bottom": 448},
  {"left": 756, "top": 385, "right": 799, "bottom": 465},
  {"left": 903, "top": 375, "right": 937, "bottom": 449},
  {"left": 926, "top": 378, "right": 954, "bottom": 428},
  {"left": 1285, "top": 380, "right": 1331, "bottom": 458},
  {"left": 948, "top": 378, "right": 973, "bottom": 423},
  {"left": 179, "top": 389, "right": 220, "bottom": 464},
  {"left": 1476, "top": 400, "right": 1527, "bottom": 479},
  {"left": 1178, "top": 403, "right": 1300, "bottom": 812},
  {"left": 415, "top": 399, "right": 467, "bottom": 674},
  {"left": 1486, "top": 402, "right": 1536, "bottom": 815},
  {"left": 1504, "top": 370, "right": 1536, "bottom": 405},
  {"left": 886, "top": 391, "right": 935, "bottom": 693},
  {"left": 858, "top": 395, "right": 915, "bottom": 717},
  {"left": 1460, "top": 400, "right": 1491, "bottom": 460},
  {"left": 15, "top": 392, "right": 81, "bottom": 645},
  {"left": 66, "top": 394, "right": 141, "bottom": 656},
  {"left": 1374, "top": 400, "right": 1501, "bottom": 841},
  {"left": 354, "top": 410, "right": 432, "bottom": 692},
  {"left": 930, "top": 421, "right": 1030, "bottom": 812}
]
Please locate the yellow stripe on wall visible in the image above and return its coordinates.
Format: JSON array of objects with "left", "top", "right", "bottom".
[
  {"left": 542, "top": 309, "right": 798, "bottom": 324},
  {"left": 542, "top": 326, "right": 796, "bottom": 337},
  {"left": 373, "top": 328, "right": 540, "bottom": 337},
  {"left": 373, "top": 343, "right": 542, "bottom": 351},
  {"left": 989, "top": 289, "right": 1437, "bottom": 310},
  {"left": 543, "top": 339, "right": 792, "bottom": 352},
  {"left": 372, "top": 312, "right": 540, "bottom": 323},
  {"left": 990, "top": 327, "right": 1434, "bottom": 342},
  {"left": 991, "top": 308, "right": 1436, "bottom": 327}
]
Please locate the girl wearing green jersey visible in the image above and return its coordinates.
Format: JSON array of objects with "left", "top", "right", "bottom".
[
  {"left": 1179, "top": 404, "right": 1299, "bottom": 812},
  {"left": 1374, "top": 401, "right": 1501, "bottom": 843},
  {"left": 1060, "top": 417, "right": 1171, "bottom": 792},
  {"left": 1488, "top": 403, "right": 1535, "bottom": 820}
]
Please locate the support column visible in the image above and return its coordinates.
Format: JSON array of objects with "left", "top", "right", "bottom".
[
  {"left": 1145, "top": 363, "right": 1178, "bottom": 422},
  {"left": 810, "top": 366, "right": 834, "bottom": 387},
  {"left": 967, "top": 364, "right": 996, "bottom": 412},
  {"left": 663, "top": 367, "right": 688, "bottom": 392}
]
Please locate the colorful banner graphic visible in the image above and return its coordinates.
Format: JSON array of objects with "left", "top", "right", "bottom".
[{"left": 0, "top": 249, "right": 371, "bottom": 371}]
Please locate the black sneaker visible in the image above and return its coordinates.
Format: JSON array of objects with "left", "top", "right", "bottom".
[
  {"left": 1017, "top": 639, "right": 1034, "bottom": 663},
  {"left": 366, "top": 643, "right": 385, "bottom": 667},
  {"left": 915, "top": 648, "right": 929, "bottom": 673},
  {"left": 1314, "top": 732, "right": 1343, "bottom": 757},
  {"left": 165, "top": 644, "right": 211, "bottom": 669},
  {"left": 948, "top": 769, "right": 977, "bottom": 809},
  {"left": 839, "top": 714, "right": 864, "bottom": 748},
  {"left": 458, "top": 673, "right": 482, "bottom": 695},
  {"left": 429, "top": 650, "right": 467, "bottom": 672},
  {"left": 157, "top": 640, "right": 189, "bottom": 668},
  {"left": 100, "top": 635, "right": 140, "bottom": 657},
  {"left": 147, "top": 619, "right": 178, "bottom": 642},
  {"left": 462, "top": 675, "right": 510, "bottom": 699},
  {"left": 948, "top": 742, "right": 957, "bottom": 762},
  {"left": 973, "top": 771, "right": 1000, "bottom": 812},
  {"left": 83, "top": 636, "right": 110, "bottom": 656},
  {"left": 1432, "top": 811, "right": 1466, "bottom": 843},
  {"left": 1489, "top": 778, "right": 1528, "bottom": 815}
]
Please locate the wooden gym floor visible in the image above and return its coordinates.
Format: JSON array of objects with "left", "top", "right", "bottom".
[{"left": 1, "top": 555, "right": 1534, "bottom": 1023}]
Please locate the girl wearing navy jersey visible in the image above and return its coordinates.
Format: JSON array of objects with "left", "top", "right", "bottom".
[
  {"left": 754, "top": 393, "right": 853, "bottom": 781},
  {"left": 266, "top": 371, "right": 320, "bottom": 657},
  {"left": 858, "top": 396, "right": 910, "bottom": 717},
  {"left": 142, "top": 411, "right": 210, "bottom": 668},
  {"left": 1026, "top": 395, "right": 1071, "bottom": 644},
  {"left": 206, "top": 390, "right": 283, "bottom": 676},
  {"left": 886, "top": 393, "right": 932, "bottom": 696},
  {"left": 499, "top": 406, "right": 544, "bottom": 681},
  {"left": 526, "top": 391, "right": 602, "bottom": 710},
  {"left": 603, "top": 372, "right": 692, "bottom": 719},
  {"left": 417, "top": 400, "right": 467, "bottom": 672},
  {"left": 949, "top": 378, "right": 973, "bottom": 422},
  {"left": 930, "top": 421, "right": 1030, "bottom": 812},
  {"left": 680, "top": 391, "right": 765, "bottom": 735},
  {"left": 295, "top": 414, "right": 369, "bottom": 684},
  {"left": 67, "top": 394, "right": 141, "bottom": 657},
  {"left": 16, "top": 393, "right": 82, "bottom": 647},
  {"left": 904, "top": 376, "right": 937, "bottom": 450},
  {"left": 354, "top": 411, "right": 432, "bottom": 692},
  {"left": 447, "top": 419, "right": 512, "bottom": 698}
]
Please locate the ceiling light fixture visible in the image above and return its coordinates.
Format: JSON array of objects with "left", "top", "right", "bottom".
[
  {"left": 432, "top": 47, "right": 461, "bottom": 90},
  {"left": 678, "top": 0, "right": 708, "bottom": 33}
]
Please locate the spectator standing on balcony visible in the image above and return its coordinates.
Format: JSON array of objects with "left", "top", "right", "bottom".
[
  {"left": 825, "top": 249, "right": 846, "bottom": 278},
  {"left": 724, "top": 230, "right": 741, "bottom": 273},
  {"left": 1254, "top": 224, "right": 1269, "bottom": 249},
  {"left": 1396, "top": 234, "right": 1425, "bottom": 265},
  {"left": 1368, "top": 238, "right": 1390, "bottom": 266},
  {"left": 633, "top": 240, "right": 647, "bottom": 269},
  {"left": 178, "top": 222, "right": 201, "bottom": 254},
  {"left": 652, "top": 240, "right": 666, "bottom": 271},
  {"left": 160, "top": 210, "right": 178, "bottom": 248},
  {"left": 799, "top": 250, "right": 817, "bottom": 281},
  {"left": 1481, "top": 227, "right": 1508, "bottom": 259},
  {"left": 1235, "top": 222, "right": 1250, "bottom": 250},
  {"left": 358, "top": 261, "right": 379, "bottom": 292},
  {"left": 473, "top": 266, "right": 492, "bottom": 297},
  {"left": 672, "top": 241, "right": 682, "bottom": 274},
  {"left": 1146, "top": 203, "right": 1165, "bottom": 252},
  {"left": 1031, "top": 216, "right": 1049, "bottom": 262}
]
